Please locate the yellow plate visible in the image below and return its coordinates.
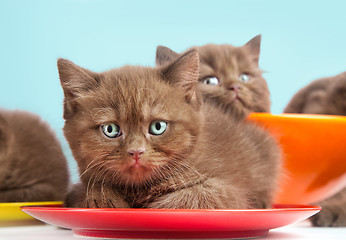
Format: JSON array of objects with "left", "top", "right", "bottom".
[{"left": 0, "top": 201, "right": 63, "bottom": 221}]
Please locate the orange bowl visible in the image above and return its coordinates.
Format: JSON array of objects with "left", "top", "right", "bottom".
[{"left": 248, "top": 113, "right": 346, "bottom": 204}]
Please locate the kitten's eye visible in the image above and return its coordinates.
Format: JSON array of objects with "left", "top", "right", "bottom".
[
  {"left": 239, "top": 73, "right": 250, "bottom": 82},
  {"left": 149, "top": 121, "right": 167, "bottom": 135},
  {"left": 203, "top": 77, "right": 219, "bottom": 86},
  {"left": 101, "top": 123, "right": 121, "bottom": 138}
]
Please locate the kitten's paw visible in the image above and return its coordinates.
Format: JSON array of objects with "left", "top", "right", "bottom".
[
  {"left": 85, "top": 186, "right": 130, "bottom": 208},
  {"left": 86, "top": 198, "right": 128, "bottom": 208},
  {"left": 310, "top": 206, "right": 346, "bottom": 227},
  {"left": 145, "top": 188, "right": 202, "bottom": 209},
  {"left": 147, "top": 178, "right": 253, "bottom": 209},
  {"left": 146, "top": 184, "right": 230, "bottom": 209},
  {"left": 66, "top": 183, "right": 129, "bottom": 208}
]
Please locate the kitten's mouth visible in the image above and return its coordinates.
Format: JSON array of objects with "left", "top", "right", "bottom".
[
  {"left": 127, "top": 161, "right": 149, "bottom": 172},
  {"left": 229, "top": 95, "right": 251, "bottom": 114},
  {"left": 122, "top": 159, "right": 154, "bottom": 183},
  {"left": 230, "top": 95, "right": 243, "bottom": 105}
]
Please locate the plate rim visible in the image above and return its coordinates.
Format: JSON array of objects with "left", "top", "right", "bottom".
[
  {"left": 20, "top": 203, "right": 321, "bottom": 239},
  {"left": 21, "top": 203, "right": 321, "bottom": 212}
]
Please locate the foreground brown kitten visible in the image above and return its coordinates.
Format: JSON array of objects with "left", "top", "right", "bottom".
[
  {"left": 59, "top": 50, "right": 281, "bottom": 209},
  {"left": 156, "top": 35, "right": 270, "bottom": 120},
  {"left": 284, "top": 72, "right": 346, "bottom": 227},
  {"left": 0, "top": 109, "right": 69, "bottom": 202}
]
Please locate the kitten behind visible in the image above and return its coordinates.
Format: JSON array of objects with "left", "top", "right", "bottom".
[
  {"left": 0, "top": 109, "right": 69, "bottom": 202},
  {"left": 59, "top": 50, "right": 281, "bottom": 209},
  {"left": 156, "top": 35, "right": 271, "bottom": 120},
  {"left": 284, "top": 71, "right": 346, "bottom": 227},
  {"left": 284, "top": 72, "right": 346, "bottom": 115}
]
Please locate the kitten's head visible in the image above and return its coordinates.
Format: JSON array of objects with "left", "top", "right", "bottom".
[
  {"left": 284, "top": 72, "right": 346, "bottom": 115},
  {"left": 58, "top": 50, "right": 202, "bottom": 187},
  {"left": 156, "top": 35, "right": 270, "bottom": 119},
  {"left": 284, "top": 77, "right": 330, "bottom": 114}
]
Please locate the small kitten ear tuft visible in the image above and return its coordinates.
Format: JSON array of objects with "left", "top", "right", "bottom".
[
  {"left": 161, "top": 49, "right": 200, "bottom": 104},
  {"left": 244, "top": 34, "right": 261, "bottom": 64},
  {"left": 57, "top": 58, "right": 99, "bottom": 119},
  {"left": 156, "top": 46, "right": 180, "bottom": 66}
]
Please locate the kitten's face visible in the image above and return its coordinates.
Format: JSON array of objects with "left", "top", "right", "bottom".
[
  {"left": 58, "top": 51, "right": 201, "bottom": 187},
  {"left": 197, "top": 43, "right": 270, "bottom": 118},
  {"left": 156, "top": 35, "right": 270, "bottom": 119}
]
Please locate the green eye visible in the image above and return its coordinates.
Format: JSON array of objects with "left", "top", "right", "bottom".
[
  {"left": 101, "top": 123, "right": 121, "bottom": 138},
  {"left": 239, "top": 73, "right": 250, "bottom": 82},
  {"left": 149, "top": 121, "right": 167, "bottom": 135},
  {"left": 203, "top": 76, "right": 219, "bottom": 85}
]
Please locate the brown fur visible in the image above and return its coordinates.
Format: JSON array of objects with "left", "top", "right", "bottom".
[
  {"left": 311, "top": 188, "right": 346, "bottom": 227},
  {"left": 0, "top": 109, "right": 69, "bottom": 202},
  {"left": 156, "top": 35, "right": 270, "bottom": 120},
  {"left": 59, "top": 50, "right": 281, "bottom": 209},
  {"left": 284, "top": 72, "right": 346, "bottom": 227},
  {"left": 284, "top": 72, "right": 346, "bottom": 115}
]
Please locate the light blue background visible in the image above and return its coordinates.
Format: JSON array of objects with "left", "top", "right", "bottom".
[{"left": 1, "top": 0, "right": 345, "bottom": 181}]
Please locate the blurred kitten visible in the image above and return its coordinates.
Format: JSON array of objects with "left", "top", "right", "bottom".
[
  {"left": 0, "top": 109, "right": 69, "bottom": 202},
  {"left": 59, "top": 50, "right": 281, "bottom": 209},
  {"left": 284, "top": 72, "right": 346, "bottom": 227},
  {"left": 156, "top": 35, "right": 271, "bottom": 119},
  {"left": 284, "top": 72, "right": 346, "bottom": 115}
]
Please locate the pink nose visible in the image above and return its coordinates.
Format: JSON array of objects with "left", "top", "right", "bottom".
[
  {"left": 227, "top": 84, "right": 241, "bottom": 93},
  {"left": 128, "top": 149, "right": 145, "bottom": 161}
]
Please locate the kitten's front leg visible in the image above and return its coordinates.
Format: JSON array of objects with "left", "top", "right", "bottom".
[
  {"left": 147, "top": 178, "right": 249, "bottom": 209},
  {"left": 0, "top": 182, "right": 63, "bottom": 202},
  {"left": 310, "top": 187, "right": 346, "bottom": 227},
  {"left": 86, "top": 185, "right": 130, "bottom": 208},
  {"left": 65, "top": 183, "right": 129, "bottom": 208}
]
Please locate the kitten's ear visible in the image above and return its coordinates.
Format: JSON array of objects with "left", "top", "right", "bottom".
[
  {"left": 156, "top": 46, "right": 180, "bottom": 66},
  {"left": 244, "top": 34, "right": 261, "bottom": 65},
  {"left": 161, "top": 49, "right": 199, "bottom": 104},
  {"left": 57, "top": 58, "right": 99, "bottom": 119}
]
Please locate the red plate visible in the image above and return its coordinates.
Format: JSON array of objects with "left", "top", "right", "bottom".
[{"left": 21, "top": 204, "right": 320, "bottom": 239}]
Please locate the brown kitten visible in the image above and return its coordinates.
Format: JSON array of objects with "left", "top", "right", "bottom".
[
  {"left": 0, "top": 109, "right": 69, "bottom": 202},
  {"left": 59, "top": 50, "right": 281, "bottom": 209},
  {"left": 284, "top": 71, "right": 346, "bottom": 227},
  {"left": 156, "top": 35, "right": 270, "bottom": 120},
  {"left": 284, "top": 72, "right": 346, "bottom": 115}
]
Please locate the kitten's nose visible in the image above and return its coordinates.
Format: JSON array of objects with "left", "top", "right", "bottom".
[
  {"left": 128, "top": 148, "right": 146, "bottom": 160},
  {"left": 228, "top": 84, "right": 241, "bottom": 93}
]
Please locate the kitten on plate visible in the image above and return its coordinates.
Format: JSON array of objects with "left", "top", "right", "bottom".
[
  {"left": 156, "top": 35, "right": 270, "bottom": 120},
  {"left": 284, "top": 72, "right": 346, "bottom": 227},
  {"left": 0, "top": 109, "right": 69, "bottom": 202},
  {"left": 59, "top": 50, "right": 281, "bottom": 209}
]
